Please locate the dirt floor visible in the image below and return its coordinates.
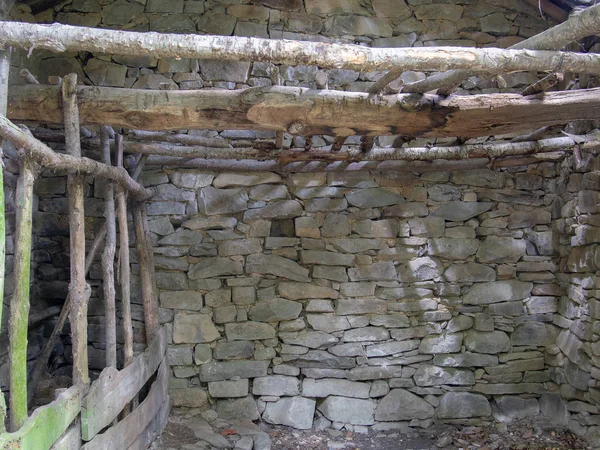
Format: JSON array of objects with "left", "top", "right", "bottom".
[{"left": 154, "top": 413, "right": 594, "bottom": 450}]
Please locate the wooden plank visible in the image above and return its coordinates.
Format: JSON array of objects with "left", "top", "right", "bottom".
[
  {"left": 0, "top": 385, "right": 84, "bottom": 450},
  {"left": 8, "top": 84, "right": 600, "bottom": 138},
  {"left": 50, "top": 421, "right": 82, "bottom": 450},
  {"left": 81, "top": 360, "right": 168, "bottom": 450},
  {"left": 127, "top": 397, "right": 169, "bottom": 450},
  {"left": 81, "top": 327, "right": 166, "bottom": 441}
]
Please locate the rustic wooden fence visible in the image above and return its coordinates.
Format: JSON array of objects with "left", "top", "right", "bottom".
[{"left": 0, "top": 327, "right": 168, "bottom": 450}]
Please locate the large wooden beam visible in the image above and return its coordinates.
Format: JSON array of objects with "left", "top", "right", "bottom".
[
  {"left": 0, "top": 114, "right": 152, "bottom": 199},
  {"left": 2, "top": 21, "right": 600, "bottom": 75},
  {"left": 8, "top": 85, "right": 600, "bottom": 138}
]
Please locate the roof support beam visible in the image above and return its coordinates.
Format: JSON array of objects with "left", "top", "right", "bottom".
[
  {"left": 1, "top": 21, "right": 600, "bottom": 75},
  {"left": 8, "top": 84, "right": 600, "bottom": 138}
]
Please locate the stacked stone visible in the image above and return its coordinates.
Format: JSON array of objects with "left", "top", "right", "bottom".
[
  {"left": 11, "top": 0, "right": 550, "bottom": 97},
  {"left": 553, "top": 148, "right": 600, "bottom": 442},
  {"left": 120, "top": 165, "right": 564, "bottom": 431}
]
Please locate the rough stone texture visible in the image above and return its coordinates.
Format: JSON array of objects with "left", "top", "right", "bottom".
[
  {"left": 248, "top": 299, "right": 302, "bottom": 322},
  {"left": 253, "top": 375, "right": 300, "bottom": 396},
  {"left": 173, "top": 314, "right": 220, "bottom": 343},
  {"left": 375, "top": 389, "right": 434, "bottom": 421},
  {"left": 464, "top": 330, "right": 511, "bottom": 354},
  {"left": 318, "top": 397, "right": 375, "bottom": 425},
  {"left": 263, "top": 397, "right": 316, "bottom": 430},
  {"left": 198, "top": 186, "right": 248, "bottom": 216},
  {"left": 438, "top": 392, "right": 492, "bottom": 419},
  {"left": 431, "top": 202, "right": 493, "bottom": 221},
  {"left": 463, "top": 280, "right": 533, "bottom": 305}
]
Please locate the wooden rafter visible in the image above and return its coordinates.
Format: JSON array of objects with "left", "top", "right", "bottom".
[
  {"left": 1, "top": 21, "right": 600, "bottom": 75},
  {"left": 8, "top": 84, "right": 600, "bottom": 138}
]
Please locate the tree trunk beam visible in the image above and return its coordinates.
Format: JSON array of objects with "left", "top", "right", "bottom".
[
  {"left": 63, "top": 73, "right": 90, "bottom": 387},
  {"left": 0, "top": 114, "right": 151, "bottom": 199},
  {"left": 8, "top": 85, "right": 600, "bottom": 138},
  {"left": 2, "top": 21, "right": 600, "bottom": 75},
  {"left": 403, "top": 4, "right": 600, "bottom": 95},
  {"left": 127, "top": 130, "right": 229, "bottom": 148}
]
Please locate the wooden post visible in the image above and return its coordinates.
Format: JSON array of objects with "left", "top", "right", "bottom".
[
  {"left": 8, "top": 157, "right": 36, "bottom": 431},
  {"left": 101, "top": 126, "right": 117, "bottom": 368},
  {"left": 115, "top": 134, "right": 134, "bottom": 367},
  {"left": 0, "top": 22, "right": 10, "bottom": 433},
  {"left": 63, "top": 73, "right": 90, "bottom": 386},
  {"left": 133, "top": 204, "right": 159, "bottom": 342}
]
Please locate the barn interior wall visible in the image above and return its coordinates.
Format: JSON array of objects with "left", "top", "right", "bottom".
[{"left": 1, "top": 0, "right": 600, "bottom": 439}]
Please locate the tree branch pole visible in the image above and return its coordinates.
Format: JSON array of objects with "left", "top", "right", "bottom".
[
  {"left": 9, "top": 84, "right": 600, "bottom": 138},
  {"left": 101, "top": 126, "right": 117, "bottom": 369},
  {"left": 63, "top": 73, "right": 90, "bottom": 387},
  {"left": 115, "top": 134, "right": 133, "bottom": 368},
  {"left": 0, "top": 114, "right": 151, "bottom": 200},
  {"left": 403, "top": 4, "right": 600, "bottom": 95},
  {"left": 8, "top": 155, "right": 36, "bottom": 431},
  {"left": 1, "top": 22, "right": 600, "bottom": 75},
  {"left": 0, "top": 11, "right": 9, "bottom": 433}
]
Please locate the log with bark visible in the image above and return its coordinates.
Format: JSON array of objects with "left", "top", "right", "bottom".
[
  {"left": 403, "top": 3, "right": 600, "bottom": 95},
  {"left": 0, "top": 114, "right": 151, "bottom": 200},
  {"left": 8, "top": 84, "right": 600, "bottom": 138},
  {"left": 2, "top": 21, "right": 600, "bottom": 75},
  {"left": 63, "top": 73, "right": 90, "bottom": 386}
]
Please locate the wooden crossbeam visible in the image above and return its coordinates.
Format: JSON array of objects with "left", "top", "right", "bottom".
[
  {"left": 1, "top": 21, "right": 600, "bottom": 75},
  {"left": 8, "top": 84, "right": 600, "bottom": 138}
]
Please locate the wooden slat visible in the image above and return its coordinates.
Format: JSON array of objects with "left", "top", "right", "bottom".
[
  {"left": 81, "top": 326, "right": 167, "bottom": 441},
  {"left": 0, "top": 385, "right": 84, "bottom": 450},
  {"left": 50, "top": 421, "right": 82, "bottom": 450},
  {"left": 127, "top": 397, "right": 169, "bottom": 450},
  {"left": 82, "top": 360, "right": 168, "bottom": 450}
]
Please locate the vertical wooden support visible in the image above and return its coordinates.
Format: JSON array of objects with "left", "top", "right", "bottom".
[
  {"left": 63, "top": 73, "right": 90, "bottom": 386},
  {"left": 101, "top": 127, "right": 117, "bottom": 368},
  {"left": 0, "top": 36, "right": 10, "bottom": 433},
  {"left": 133, "top": 204, "right": 159, "bottom": 342},
  {"left": 116, "top": 134, "right": 134, "bottom": 367},
  {"left": 8, "top": 157, "right": 36, "bottom": 431}
]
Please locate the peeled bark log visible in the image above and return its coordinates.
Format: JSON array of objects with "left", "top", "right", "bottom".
[
  {"left": 116, "top": 135, "right": 133, "bottom": 368},
  {"left": 9, "top": 157, "right": 36, "bottom": 431},
  {"left": 127, "top": 130, "right": 229, "bottom": 148},
  {"left": 101, "top": 126, "right": 117, "bottom": 369},
  {"left": 2, "top": 22, "right": 600, "bottom": 75},
  {"left": 63, "top": 73, "right": 90, "bottom": 387},
  {"left": 403, "top": 4, "right": 600, "bottom": 94},
  {"left": 8, "top": 84, "right": 600, "bottom": 138},
  {"left": 0, "top": 114, "right": 151, "bottom": 200}
]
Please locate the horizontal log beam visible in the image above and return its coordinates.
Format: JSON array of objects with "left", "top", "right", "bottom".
[
  {"left": 8, "top": 85, "right": 600, "bottom": 138},
  {"left": 0, "top": 115, "right": 152, "bottom": 200},
  {"left": 1, "top": 21, "right": 600, "bottom": 75}
]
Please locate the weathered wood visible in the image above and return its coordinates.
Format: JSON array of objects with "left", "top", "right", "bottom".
[
  {"left": 403, "top": 4, "right": 600, "bottom": 95},
  {"left": 81, "top": 360, "right": 168, "bottom": 450},
  {"left": 2, "top": 21, "right": 600, "bottom": 75},
  {"left": 81, "top": 327, "right": 166, "bottom": 441},
  {"left": 522, "top": 73, "right": 564, "bottom": 96},
  {"left": 127, "top": 130, "right": 229, "bottom": 148},
  {"left": 28, "top": 227, "right": 107, "bottom": 404},
  {"left": 127, "top": 398, "right": 169, "bottom": 450},
  {"left": 9, "top": 156, "right": 36, "bottom": 431},
  {"left": 50, "top": 420, "right": 82, "bottom": 450},
  {"left": 115, "top": 134, "right": 134, "bottom": 369},
  {"left": 120, "top": 135, "right": 594, "bottom": 162},
  {"left": 63, "top": 73, "right": 90, "bottom": 387},
  {"left": 366, "top": 69, "right": 403, "bottom": 95},
  {"left": 0, "top": 19, "right": 9, "bottom": 433},
  {"left": 101, "top": 126, "right": 117, "bottom": 369},
  {"left": 0, "top": 115, "right": 151, "bottom": 200},
  {"left": 20, "top": 68, "right": 40, "bottom": 85},
  {"left": 8, "top": 84, "right": 600, "bottom": 138},
  {"left": 133, "top": 204, "right": 159, "bottom": 342},
  {"left": 0, "top": 385, "right": 84, "bottom": 449}
]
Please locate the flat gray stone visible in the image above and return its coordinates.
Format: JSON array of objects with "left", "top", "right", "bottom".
[
  {"left": 198, "top": 186, "right": 248, "bottom": 216},
  {"left": 214, "top": 172, "right": 282, "bottom": 187},
  {"left": 343, "top": 327, "right": 389, "bottom": 342},
  {"left": 366, "top": 340, "right": 419, "bottom": 357},
  {"left": 253, "top": 375, "right": 300, "bottom": 396},
  {"left": 335, "top": 299, "right": 387, "bottom": 315},
  {"left": 158, "top": 229, "right": 203, "bottom": 245},
  {"left": 464, "top": 330, "right": 511, "bottom": 354},
  {"left": 218, "top": 238, "right": 262, "bottom": 256},
  {"left": 307, "top": 315, "right": 351, "bottom": 332},
  {"left": 318, "top": 396, "right": 375, "bottom": 425},
  {"left": 262, "top": 397, "right": 316, "bottom": 430},
  {"left": 250, "top": 184, "right": 289, "bottom": 201},
  {"left": 243, "top": 200, "right": 303, "bottom": 220},
  {"left": 300, "top": 250, "right": 355, "bottom": 266},
  {"left": 214, "top": 341, "right": 255, "bottom": 360},
  {"left": 200, "top": 60, "right": 251, "bottom": 83},
  {"left": 200, "top": 361, "right": 269, "bottom": 382},
  {"left": 450, "top": 170, "right": 504, "bottom": 188},
  {"left": 216, "top": 396, "right": 259, "bottom": 421},
  {"left": 346, "top": 188, "right": 404, "bottom": 208},
  {"left": 419, "top": 332, "right": 463, "bottom": 354},
  {"left": 431, "top": 202, "right": 493, "bottom": 221},
  {"left": 282, "top": 331, "right": 338, "bottom": 349},
  {"left": 463, "top": 280, "right": 532, "bottom": 305},
  {"left": 189, "top": 257, "right": 243, "bottom": 279},
  {"left": 84, "top": 58, "right": 127, "bottom": 87},
  {"left": 248, "top": 299, "right": 302, "bottom": 322},
  {"left": 375, "top": 389, "right": 434, "bottom": 421},
  {"left": 302, "top": 378, "right": 370, "bottom": 398},
  {"left": 247, "top": 254, "right": 310, "bottom": 282},
  {"left": 476, "top": 236, "right": 528, "bottom": 263},
  {"left": 444, "top": 263, "right": 496, "bottom": 282},
  {"left": 495, "top": 396, "right": 540, "bottom": 420},
  {"left": 208, "top": 379, "right": 249, "bottom": 398},
  {"left": 433, "top": 352, "right": 498, "bottom": 367},
  {"left": 397, "top": 256, "right": 443, "bottom": 282},
  {"left": 512, "top": 322, "right": 558, "bottom": 346},
  {"left": 438, "top": 392, "right": 492, "bottom": 419},
  {"left": 225, "top": 322, "right": 276, "bottom": 341},
  {"left": 413, "top": 366, "right": 475, "bottom": 386},
  {"left": 160, "top": 291, "right": 203, "bottom": 310},
  {"left": 173, "top": 314, "right": 220, "bottom": 343},
  {"left": 279, "top": 282, "right": 338, "bottom": 300},
  {"left": 427, "top": 238, "right": 479, "bottom": 260},
  {"left": 348, "top": 262, "right": 397, "bottom": 281},
  {"left": 329, "top": 238, "right": 386, "bottom": 253}
]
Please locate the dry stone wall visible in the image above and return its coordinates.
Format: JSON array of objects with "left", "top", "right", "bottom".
[{"left": 140, "top": 165, "right": 564, "bottom": 431}]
